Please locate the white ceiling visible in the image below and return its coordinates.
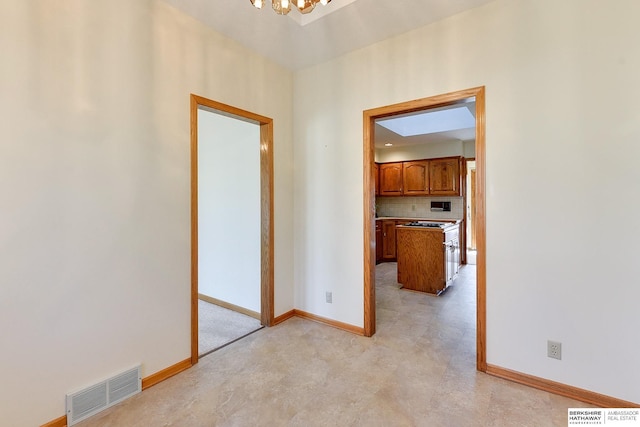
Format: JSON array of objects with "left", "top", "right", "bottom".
[
  {"left": 163, "top": 0, "right": 496, "bottom": 70},
  {"left": 164, "top": 0, "right": 484, "bottom": 147}
]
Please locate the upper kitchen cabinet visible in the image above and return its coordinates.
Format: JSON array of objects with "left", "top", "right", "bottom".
[
  {"left": 429, "top": 157, "right": 461, "bottom": 196},
  {"left": 379, "top": 162, "right": 403, "bottom": 196},
  {"left": 374, "top": 163, "right": 380, "bottom": 196},
  {"left": 377, "top": 156, "right": 463, "bottom": 197},
  {"left": 402, "top": 160, "right": 430, "bottom": 196}
]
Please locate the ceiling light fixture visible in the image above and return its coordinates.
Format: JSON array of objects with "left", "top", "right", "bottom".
[{"left": 250, "top": 0, "right": 331, "bottom": 16}]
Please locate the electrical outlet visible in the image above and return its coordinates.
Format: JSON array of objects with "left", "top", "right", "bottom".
[
  {"left": 325, "top": 291, "right": 332, "bottom": 303},
  {"left": 412, "top": 204, "right": 416, "bottom": 211},
  {"left": 547, "top": 340, "right": 562, "bottom": 360}
]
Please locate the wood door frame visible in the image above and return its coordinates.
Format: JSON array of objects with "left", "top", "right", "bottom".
[
  {"left": 363, "top": 86, "right": 487, "bottom": 372},
  {"left": 469, "top": 161, "right": 477, "bottom": 250},
  {"left": 190, "top": 94, "right": 274, "bottom": 365}
]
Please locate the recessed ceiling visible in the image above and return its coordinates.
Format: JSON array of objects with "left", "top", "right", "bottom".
[
  {"left": 378, "top": 106, "right": 475, "bottom": 137},
  {"left": 162, "top": 0, "right": 497, "bottom": 70},
  {"left": 375, "top": 102, "right": 476, "bottom": 148}
]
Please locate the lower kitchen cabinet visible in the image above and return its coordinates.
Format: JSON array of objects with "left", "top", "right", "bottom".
[
  {"left": 381, "top": 220, "right": 397, "bottom": 260},
  {"left": 379, "top": 220, "right": 412, "bottom": 261},
  {"left": 396, "top": 223, "right": 460, "bottom": 295},
  {"left": 375, "top": 221, "right": 383, "bottom": 263},
  {"left": 444, "top": 227, "right": 460, "bottom": 287}
]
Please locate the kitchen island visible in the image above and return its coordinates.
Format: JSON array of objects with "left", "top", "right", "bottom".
[{"left": 396, "top": 222, "right": 460, "bottom": 295}]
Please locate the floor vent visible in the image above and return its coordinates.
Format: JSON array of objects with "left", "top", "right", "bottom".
[{"left": 66, "top": 365, "right": 141, "bottom": 425}]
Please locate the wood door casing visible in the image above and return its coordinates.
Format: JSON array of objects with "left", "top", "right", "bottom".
[
  {"left": 190, "top": 94, "right": 274, "bottom": 366},
  {"left": 470, "top": 168, "right": 477, "bottom": 250},
  {"left": 363, "top": 86, "right": 486, "bottom": 373}
]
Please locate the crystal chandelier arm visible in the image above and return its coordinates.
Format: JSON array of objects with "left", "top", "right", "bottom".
[{"left": 250, "top": 0, "right": 331, "bottom": 15}]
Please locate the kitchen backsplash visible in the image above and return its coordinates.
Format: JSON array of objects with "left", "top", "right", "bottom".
[{"left": 376, "top": 196, "right": 464, "bottom": 220}]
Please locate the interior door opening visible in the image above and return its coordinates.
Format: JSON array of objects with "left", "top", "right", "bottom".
[
  {"left": 363, "top": 87, "right": 486, "bottom": 371},
  {"left": 190, "top": 95, "right": 274, "bottom": 364}
]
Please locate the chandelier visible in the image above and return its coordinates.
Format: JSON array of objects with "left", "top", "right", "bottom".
[{"left": 250, "top": 0, "right": 332, "bottom": 16}]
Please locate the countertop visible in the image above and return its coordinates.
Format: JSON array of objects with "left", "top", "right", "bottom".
[
  {"left": 376, "top": 217, "right": 462, "bottom": 224},
  {"left": 396, "top": 222, "right": 460, "bottom": 232}
]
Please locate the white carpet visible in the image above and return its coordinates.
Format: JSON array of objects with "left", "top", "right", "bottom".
[{"left": 198, "top": 300, "right": 263, "bottom": 357}]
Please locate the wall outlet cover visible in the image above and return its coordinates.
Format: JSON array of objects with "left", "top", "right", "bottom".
[{"left": 547, "top": 340, "right": 562, "bottom": 360}]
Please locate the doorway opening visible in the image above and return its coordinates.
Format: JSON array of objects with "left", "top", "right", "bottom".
[
  {"left": 363, "top": 87, "right": 486, "bottom": 372},
  {"left": 466, "top": 159, "right": 477, "bottom": 265},
  {"left": 190, "top": 95, "right": 274, "bottom": 365}
]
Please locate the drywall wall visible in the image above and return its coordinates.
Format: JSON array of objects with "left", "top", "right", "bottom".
[
  {"left": 375, "top": 140, "right": 466, "bottom": 163},
  {"left": 0, "top": 1, "right": 294, "bottom": 425},
  {"left": 198, "top": 108, "right": 261, "bottom": 312},
  {"left": 293, "top": 0, "right": 640, "bottom": 404}
]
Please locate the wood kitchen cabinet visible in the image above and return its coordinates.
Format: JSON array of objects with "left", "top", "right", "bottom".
[
  {"left": 444, "top": 225, "right": 460, "bottom": 287},
  {"left": 375, "top": 221, "right": 383, "bottom": 263},
  {"left": 429, "top": 157, "right": 460, "bottom": 196},
  {"left": 377, "top": 157, "right": 462, "bottom": 197},
  {"left": 374, "top": 163, "right": 380, "bottom": 196},
  {"left": 379, "top": 163, "right": 403, "bottom": 196},
  {"left": 381, "top": 220, "right": 397, "bottom": 260},
  {"left": 402, "top": 160, "right": 429, "bottom": 195},
  {"left": 379, "top": 219, "right": 412, "bottom": 261},
  {"left": 396, "top": 223, "right": 460, "bottom": 295}
]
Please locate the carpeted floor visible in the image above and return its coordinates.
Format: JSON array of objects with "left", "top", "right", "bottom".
[{"left": 198, "top": 300, "right": 263, "bottom": 357}]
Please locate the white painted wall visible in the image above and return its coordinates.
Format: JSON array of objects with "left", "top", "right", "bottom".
[
  {"left": 0, "top": 1, "right": 294, "bottom": 425},
  {"left": 2, "top": 1, "right": 639, "bottom": 424},
  {"left": 375, "top": 140, "right": 465, "bottom": 163},
  {"left": 293, "top": 0, "right": 640, "bottom": 404},
  {"left": 463, "top": 140, "right": 476, "bottom": 158},
  {"left": 198, "top": 109, "right": 261, "bottom": 312}
]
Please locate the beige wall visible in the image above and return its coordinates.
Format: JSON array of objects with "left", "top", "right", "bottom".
[
  {"left": 375, "top": 140, "right": 467, "bottom": 163},
  {"left": 3, "top": 1, "right": 640, "bottom": 424},
  {"left": 0, "top": 1, "right": 294, "bottom": 425},
  {"left": 293, "top": 0, "right": 640, "bottom": 404}
]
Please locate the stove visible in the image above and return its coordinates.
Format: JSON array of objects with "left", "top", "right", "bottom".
[{"left": 405, "top": 221, "right": 448, "bottom": 228}]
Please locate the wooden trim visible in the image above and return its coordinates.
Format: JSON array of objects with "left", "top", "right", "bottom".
[
  {"left": 190, "top": 95, "right": 199, "bottom": 366},
  {"left": 294, "top": 309, "right": 365, "bottom": 336},
  {"left": 198, "top": 294, "right": 261, "bottom": 320},
  {"left": 363, "top": 87, "right": 487, "bottom": 371},
  {"left": 41, "top": 415, "right": 67, "bottom": 427},
  {"left": 273, "top": 309, "right": 296, "bottom": 325},
  {"left": 191, "top": 95, "right": 272, "bottom": 125},
  {"left": 460, "top": 157, "right": 467, "bottom": 264},
  {"left": 474, "top": 87, "right": 487, "bottom": 372},
  {"left": 142, "top": 358, "right": 192, "bottom": 391},
  {"left": 260, "top": 119, "right": 275, "bottom": 327},
  {"left": 486, "top": 364, "right": 640, "bottom": 408},
  {"left": 42, "top": 358, "right": 194, "bottom": 427},
  {"left": 363, "top": 111, "right": 376, "bottom": 336},
  {"left": 273, "top": 308, "right": 365, "bottom": 334},
  {"left": 190, "top": 94, "right": 275, "bottom": 365}
]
